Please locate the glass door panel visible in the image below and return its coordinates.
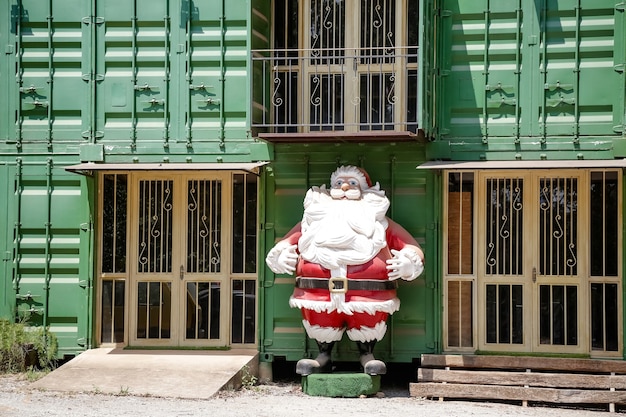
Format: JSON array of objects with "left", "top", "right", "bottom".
[
  {"left": 479, "top": 174, "right": 530, "bottom": 351},
  {"left": 181, "top": 177, "right": 227, "bottom": 346},
  {"left": 185, "top": 281, "right": 221, "bottom": 340},
  {"left": 136, "top": 281, "right": 172, "bottom": 340},
  {"left": 534, "top": 174, "right": 584, "bottom": 352}
]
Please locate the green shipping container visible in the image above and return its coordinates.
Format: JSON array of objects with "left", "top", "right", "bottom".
[
  {"left": 260, "top": 143, "right": 439, "bottom": 364},
  {"left": 433, "top": 0, "right": 626, "bottom": 160},
  {"left": 4, "top": 0, "right": 257, "bottom": 156}
]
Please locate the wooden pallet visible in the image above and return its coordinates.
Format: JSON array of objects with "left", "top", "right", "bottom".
[{"left": 410, "top": 354, "right": 626, "bottom": 412}]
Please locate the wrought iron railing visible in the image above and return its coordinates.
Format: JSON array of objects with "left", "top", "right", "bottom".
[{"left": 252, "top": 47, "right": 420, "bottom": 134}]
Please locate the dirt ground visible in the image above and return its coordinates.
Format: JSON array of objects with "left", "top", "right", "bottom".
[{"left": 0, "top": 370, "right": 622, "bottom": 417}]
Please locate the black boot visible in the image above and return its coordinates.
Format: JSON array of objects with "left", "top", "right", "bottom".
[
  {"left": 356, "top": 341, "right": 387, "bottom": 375},
  {"left": 296, "top": 341, "right": 335, "bottom": 376}
]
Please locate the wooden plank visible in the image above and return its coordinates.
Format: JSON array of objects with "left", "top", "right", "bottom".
[
  {"left": 418, "top": 368, "right": 626, "bottom": 389},
  {"left": 409, "top": 382, "right": 626, "bottom": 404},
  {"left": 421, "top": 354, "right": 626, "bottom": 374}
]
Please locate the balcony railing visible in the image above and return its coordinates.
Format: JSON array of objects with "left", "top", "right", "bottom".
[{"left": 252, "top": 47, "right": 420, "bottom": 135}]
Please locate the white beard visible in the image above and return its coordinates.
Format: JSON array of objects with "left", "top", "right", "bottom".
[{"left": 298, "top": 187, "right": 390, "bottom": 271}]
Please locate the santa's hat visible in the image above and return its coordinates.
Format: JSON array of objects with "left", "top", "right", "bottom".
[{"left": 330, "top": 165, "right": 372, "bottom": 189}]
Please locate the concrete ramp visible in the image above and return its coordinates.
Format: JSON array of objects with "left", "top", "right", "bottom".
[{"left": 31, "top": 347, "right": 259, "bottom": 399}]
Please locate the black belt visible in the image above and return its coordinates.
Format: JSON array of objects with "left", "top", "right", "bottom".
[{"left": 295, "top": 277, "right": 397, "bottom": 294}]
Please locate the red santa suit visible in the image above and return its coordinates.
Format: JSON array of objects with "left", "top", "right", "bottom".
[{"left": 267, "top": 169, "right": 424, "bottom": 345}]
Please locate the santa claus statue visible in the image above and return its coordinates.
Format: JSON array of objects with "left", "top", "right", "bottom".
[{"left": 266, "top": 165, "right": 424, "bottom": 376}]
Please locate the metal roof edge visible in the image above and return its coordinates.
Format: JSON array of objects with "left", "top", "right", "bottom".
[
  {"left": 417, "top": 159, "right": 626, "bottom": 170},
  {"left": 65, "top": 161, "right": 270, "bottom": 176}
]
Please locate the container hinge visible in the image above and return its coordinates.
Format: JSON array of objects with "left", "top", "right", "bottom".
[
  {"left": 616, "top": 3, "right": 625, "bottom": 12},
  {"left": 82, "top": 73, "right": 105, "bottom": 82},
  {"left": 19, "top": 84, "right": 44, "bottom": 94},
  {"left": 78, "top": 280, "right": 88, "bottom": 288},
  {"left": 189, "top": 83, "right": 214, "bottom": 91},
  {"left": 197, "top": 98, "right": 220, "bottom": 106},
  {"left": 263, "top": 339, "right": 273, "bottom": 347},
  {"left": 263, "top": 280, "right": 274, "bottom": 288},
  {"left": 486, "top": 83, "right": 514, "bottom": 93},
  {"left": 546, "top": 98, "right": 575, "bottom": 107},
  {"left": 3, "top": 251, "right": 11, "bottom": 261},
  {"left": 438, "top": 9, "right": 452, "bottom": 17},
  {"left": 544, "top": 81, "right": 573, "bottom": 90},
  {"left": 82, "top": 16, "right": 105, "bottom": 25},
  {"left": 262, "top": 222, "right": 274, "bottom": 230},
  {"left": 81, "top": 130, "right": 104, "bottom": 139},
  {"left": 134, "top": 83, "right": 159, "bottom": 92},
  {"left": 16, "top": 291, "right": 40, "bottom": 301},
  {"left": 614, "top": 64, "right": 625, "bottom": 73},
  {"left": 18, "top": 306, "right": 43, "bottom": 315},
  {"left": 77, "top": 338, "right": 87, "bottom": 347},
  {"left": 487, "top": 98, "right": 517, "bottom": 108},
  {"left": 80, "top": 222, "right": 92, "bottom": 232},
  {"left": 613, "top": 125, "right": 625, "bottom": 134}
]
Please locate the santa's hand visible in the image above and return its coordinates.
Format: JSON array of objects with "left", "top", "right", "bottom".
[
  {"left": 386, "top": 248, "right": 424, "bottom": 281},
  {"left": 265, "top": 241, "right": 298, "bottom": 275}
]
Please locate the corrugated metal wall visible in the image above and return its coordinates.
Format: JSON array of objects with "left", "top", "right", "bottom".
[
  {"left": 433, "top": 0, "right": 626, "bottom": 160},
  {"left": 260, "top": 143, "right": 439, "bottom": 363},
  {"left": 1, "top": 0, "right": 266, "bottom": 357},
  {"left": 0, "top": 159, "right": 93, "bottom": 357},
  {"left": 4, "top": 0, "right": 261, "bottom": 155}
]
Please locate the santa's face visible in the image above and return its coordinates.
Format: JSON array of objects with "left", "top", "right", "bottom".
[{"left": 330, "top": 174, "right": 362, "bottom": 200}]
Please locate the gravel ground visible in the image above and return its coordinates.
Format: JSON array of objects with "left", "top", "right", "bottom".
[{"left": 0, "top": 371, "right": 622, "bottom": 417}]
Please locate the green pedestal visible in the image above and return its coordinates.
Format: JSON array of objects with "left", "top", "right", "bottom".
[{"left": 302, "top": 373, "right": 381, "bottom": 397}]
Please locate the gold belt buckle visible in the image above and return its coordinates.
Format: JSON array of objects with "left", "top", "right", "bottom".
[{"left": 328, "top": 277, "right": 348, "bottom": 294}]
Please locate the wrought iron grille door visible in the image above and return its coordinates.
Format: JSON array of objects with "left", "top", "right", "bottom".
[
  {"left": 130, "top": 173, "right": 229, "bottom": 347},
  {"left": 477, "top": 171, "right": 586, "bottom": 354}
]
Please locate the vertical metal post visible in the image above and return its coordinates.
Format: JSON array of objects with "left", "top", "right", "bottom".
[
  {"left": 43, "top": 159, "right": 53, "bottom": 337},
  {"left": 481, "top": 3, "right": 490, "bottom": 143},
  {"left": 573, "top": 1, "right": 581, "bottom": 142},
  {"left": 540, "top": 0, "right": 548, "bottom": 142},
  {"left": 388, "top": 155, "right": 396, "bottom": 355},
  {"left": 514, "top": 2, "right": 522, "bottom": 141},
  {"left": 185, "top": 0, "right": 193, "bottom": 146},
  {"left": 47, "top": 0, "right": 54, "bottom": 147},
  {"left": 15, "top": 0, "right": 23, "bottom": 148},
  {"left": 219, "top": 0, "right": 226, "bottom": 146},
  {"left": 130, "top": 1, "right": 138, "bottom": 149},
  {"left": 12, "top": 159, "right": 23, "bottom": 304},
  {"left": 163, "top": 4, "right": 171, "bottom": 147}
]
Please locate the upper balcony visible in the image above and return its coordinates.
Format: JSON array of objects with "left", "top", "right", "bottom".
[
  {"left": 250, "top": 0, "right": 423, "bottom": 142},
  {"left": 252, "top": 46, "right": 421, "bottom": 142}
]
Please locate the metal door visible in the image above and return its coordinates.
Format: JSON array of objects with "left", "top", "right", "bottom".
[
  {"left": 477, "top": 170, "right": 586, "bottom": 353},
  {"left": 129, "top": 173, "right": 230, "bottom": 347}
]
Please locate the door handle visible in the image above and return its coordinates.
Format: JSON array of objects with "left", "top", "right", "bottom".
[{"left": 180, "top": 265, "right": 184, "bottom": 280}]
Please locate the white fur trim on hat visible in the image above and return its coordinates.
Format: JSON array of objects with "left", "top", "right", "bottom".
[{"left": 330, "top": 165, "right": 370, "bottom": 190}]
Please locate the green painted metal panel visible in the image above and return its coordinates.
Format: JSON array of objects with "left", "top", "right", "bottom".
[
  {"left": 9, "top": 0, "right": 89, "bottom": 144},
  {"left": 96, "top": 0, "right": 251, "bottom": 147},
  {"left": 261, "top": 143, "right": 439, "bottom": 363},
  {"left": 4, "top": 160, "right": 92, "bottom": 358},
  {"left": 0, "top": 164, "right": 13, "bottom": 319},
  {"left": 250, "top": 0, "right": 271, "bottom": 127},
  {"left": 419, "top": 0, "right": 436, "bottom": 138},
  {"left": 436, "top": 0, "right": 625, "bottom": 154},
  {"left": 3, "top": 0, "right": 263, "bottom": 160}
]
